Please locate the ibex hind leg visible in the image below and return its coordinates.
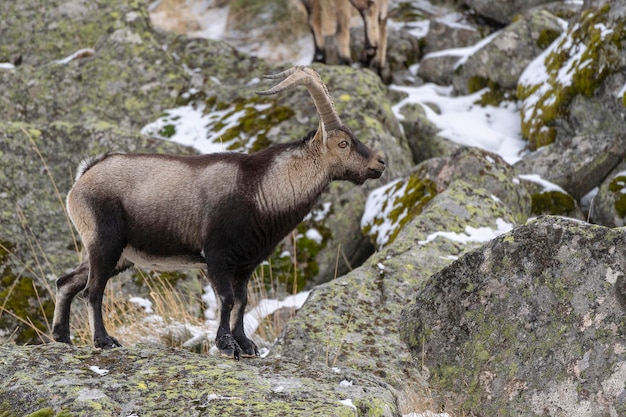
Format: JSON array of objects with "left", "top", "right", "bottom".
[
  {"left": 52, "top": 260, "right": 90, "bottom": 344},
  {"left": 87, "top": 256, "right": 131, "bottom": 349}
]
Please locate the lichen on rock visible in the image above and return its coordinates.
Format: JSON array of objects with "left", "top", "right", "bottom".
[{"left": 518, "top": 4, "right": 626, "bottom": 150}]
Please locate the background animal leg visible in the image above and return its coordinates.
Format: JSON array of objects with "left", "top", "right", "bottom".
[
  {"left": 52, "top": 260, "right": 89, "bottom": 344},
  {"left": 359, "top": 2, "right": 379, "bottom": 68},
  {"left": 335, "top": 0, "right": 352, "bottom": 65},
  {"left": 303, "top": 0, "right": 326, "bottom": 62},
  {"left": 374, "top": 12, "right": 391, "bottom": 84}
]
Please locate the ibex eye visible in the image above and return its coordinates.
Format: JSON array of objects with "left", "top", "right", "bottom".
[{"left": 339, "top": 141, "right": 349, "bottom": 149}]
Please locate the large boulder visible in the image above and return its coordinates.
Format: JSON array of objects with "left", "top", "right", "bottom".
[
  {"left": 401, "top": 216, "right": 626, "bottom": 416},
  {"left": 0, "top": 343, "right": 399, "bottom": 416},
  {"left": 273, "top": 147, "right": 531, "bottom": 413},
  {"left": 452, "top": 9, "right": 564, "bottom": 96},
  {"left": 512, "top": 134, "right": 626, "bottom": 200},
  {"left": 518, "top": 3, "right": 626, "bottom": 150}
]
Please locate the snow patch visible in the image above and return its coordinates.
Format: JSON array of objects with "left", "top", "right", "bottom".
[{"left": 419, "top": 218, "right": 514, "bottom": 245}]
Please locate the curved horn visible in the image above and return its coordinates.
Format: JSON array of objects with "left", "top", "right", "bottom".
[{"left": 256, "top": 66, "right": 343, "bottom": 131}]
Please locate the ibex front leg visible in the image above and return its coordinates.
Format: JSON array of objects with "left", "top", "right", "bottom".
[{"left": 231, "top": 272, "right": 259, "bottom": 358}]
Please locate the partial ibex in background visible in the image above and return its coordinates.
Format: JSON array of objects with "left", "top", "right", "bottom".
[
  {"left": 301, "top": 0, "right": 390, "bottom": 83},
  {"left": 52, "top": 66, "right": 385, "bottom": 360}
]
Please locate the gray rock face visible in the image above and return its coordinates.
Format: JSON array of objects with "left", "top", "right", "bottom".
[
  {"left": 513, "top": 134, "right": 626, "bottom": 200},
  {"left": 464, "top": 0, "right": 556, "bottom": 25},
  {"left": 591, "top": 159, "right": 626, "bottom": 227},
  {"left": 452, "top": 9, "right": 564, "bottom": 95},
  {"left": 400, "top": 216, "right": 626, "bottom": 416}
]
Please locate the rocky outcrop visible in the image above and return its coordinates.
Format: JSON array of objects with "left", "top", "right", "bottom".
[
  {"left": 0, "top": 343, "right": 399, "bottom": 416},
  {"left": 400, "top": 216, "right": 626, "bottom": 416},
  {"left": 452, "top": 9, "right": 564, "bottom": 95},
  {"left": 517, "top": 3, "right": 626, "bottom": 150}
]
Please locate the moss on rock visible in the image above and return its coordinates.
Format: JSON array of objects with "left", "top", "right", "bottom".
[
  {"left": 608, "top": 175, "right": 626, "bottom": 217},
  {"left": 0, "top": 344, "right": 399, "bottom": 416},
  {"left": 530, "top": 190, "right": 577, "bottom": 216},
  {"left": 518, "top": 4, "right": 626, "bottom": 150}
]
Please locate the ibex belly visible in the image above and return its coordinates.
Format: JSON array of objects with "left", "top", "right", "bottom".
[{"left": 121, "top": 246, "right": 206, "bottom": 271}]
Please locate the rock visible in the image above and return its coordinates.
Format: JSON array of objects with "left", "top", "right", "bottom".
[
  {"left": 518, "top": 3, "right": 626, "bottom": 150},
  {"left": 516, "top": 175, "right": 585, "bottom": 220},
  {"left": 417, "top": 53, "right": 461, "bottom": 86},
  {"left": 464, "top": 0, "right": 556, "bottom": 25},
  {"left": 421, "top": 16, "right": 484, "bottom": 55},
  {"left": 452, "top": 9, "right": 564, "bottom": 96},
  {"left": 0, "top": 343, "right": 399, "bottom": 416},
  {"left": 590, "top": 159, "right": 626, "bottom": 227},
  {"left": 400, "top": 216, "right": 626, "bottom": 416},
  {"left": 513, "top": 134, "right": 626, "bottom": 200},
  {"left": 399, "top": 103, "right": 464, "bottom": 164}
]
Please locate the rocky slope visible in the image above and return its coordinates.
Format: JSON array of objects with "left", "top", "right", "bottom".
[{"left": 2, "top": 0, "right": 626, "bottom": 416}]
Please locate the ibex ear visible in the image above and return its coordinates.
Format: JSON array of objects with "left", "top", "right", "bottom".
[{"left": 312, "top": 121, "right": 328, "bottom": 148}]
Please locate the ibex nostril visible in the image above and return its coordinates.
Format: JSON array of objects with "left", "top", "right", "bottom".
[{"left": 378, "top": 158, "right": 386, "bottom": 166}]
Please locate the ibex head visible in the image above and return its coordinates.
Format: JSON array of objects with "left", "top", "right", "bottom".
[{"left": 257, "top": 66, "right": 385, "bottom": 185}]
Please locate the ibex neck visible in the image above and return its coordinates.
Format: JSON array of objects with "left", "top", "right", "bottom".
[{"left": 253, "top": 145, "right": 329, "bottom": 217}]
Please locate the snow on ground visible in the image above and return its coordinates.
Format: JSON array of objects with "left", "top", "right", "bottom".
[
  {"left": 123, "top": 286, "right": 310, "bottom": 355},
  {"left": 391, "top": 83, "right": 526, "bottom": 165},
  {"left": 418, "top": 218, "right": 514, "bottom": 245}
]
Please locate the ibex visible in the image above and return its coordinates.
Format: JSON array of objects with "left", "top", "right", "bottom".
[
  {"left": 301, "top": 0, "right": 390, "bottom": 83},
  {"left": 51, "top": 66, "right": 386, "bottom": 360}
]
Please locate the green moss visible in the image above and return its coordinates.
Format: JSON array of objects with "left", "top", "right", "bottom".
[
  {"left": 203, "top": 95, "right": 294, "bottom": 153},
  {"left": 518, "top": 5, "right": 626, "bottom": 150},
  {"left": 0, "top": 240, "right": 55, "bottom": 344},
  {"left": 468, "top": 76, "right": 511, "bottom": 106},
  {"left": 537, "top": 28, "right": 561, "bottom": 49},
  {"left": 530, "top": 191, "right": 576, "bottom": 216},
  {"left": 363, "top": 173, "right": 437, "bottom": 247},
  {"left": 608, "top": 175, "right": 626, "bottom": 217},
  {"left": 24, "top": 409, "right": 55, "bottom": 417}
]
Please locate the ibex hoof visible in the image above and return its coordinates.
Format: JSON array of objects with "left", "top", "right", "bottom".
[
  {"left": 238, "top": 340, "right": 260, "bottom": 358},
  {"left": 95, "top": 335, "right": 122, "bottom": 349},
  {"left": 216, "top": 334, "right": 242, "bottom": 361}
]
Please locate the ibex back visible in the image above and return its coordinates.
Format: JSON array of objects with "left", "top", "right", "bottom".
[{"left": 52, "top": 66, "right": 385, "bottom": 359}]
